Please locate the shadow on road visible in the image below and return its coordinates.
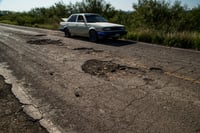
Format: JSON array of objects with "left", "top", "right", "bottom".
[
  {"left": 98, "top": 39, "right": 137, "bottom": 47},
  {"left": 69, "top": 36, "right": 136, "bottom": 47}
]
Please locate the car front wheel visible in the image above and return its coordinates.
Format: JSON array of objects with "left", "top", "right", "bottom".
[
  {"left": 89, "top": 30, "right": 98, "bottom": 42},
  {"left": 64, "top": 28, "right": 71, "bottom": 37},
  {"left": 112, "top": 37, "right": 119, "bottom": 40}
]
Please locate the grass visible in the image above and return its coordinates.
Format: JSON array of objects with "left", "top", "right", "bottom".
[
  {"left": 126, "top": 29, "right": 200, "bottom": 50},
  {"left": 0, "top": 20, "right": 17, "bottom": 25}
]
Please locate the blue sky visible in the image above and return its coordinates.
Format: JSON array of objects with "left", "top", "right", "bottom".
[{"left": 0, "top": 0, "right": 199, "bottom": 12}]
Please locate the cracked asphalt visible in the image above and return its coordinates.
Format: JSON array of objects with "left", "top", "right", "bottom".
[
  {"left": 0, "top": 23, "right": 200, "bottom": 133},
  {"left": 0, "top": 75, "right": 47, "bottom": 133}
]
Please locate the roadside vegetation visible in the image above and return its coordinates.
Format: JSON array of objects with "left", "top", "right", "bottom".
[{"left": 0, "top": 0, "right": 200, "bottom": 50}]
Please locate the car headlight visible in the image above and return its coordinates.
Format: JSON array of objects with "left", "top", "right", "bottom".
[{"left": 103, "top": 27, "right": 111, "bottom": 31}]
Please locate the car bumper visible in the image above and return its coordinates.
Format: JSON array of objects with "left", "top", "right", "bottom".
[{"left": 97, "top": 31, "right": 127, "bottom": 39}]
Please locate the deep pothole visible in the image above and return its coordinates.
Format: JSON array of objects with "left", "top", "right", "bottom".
[
  {"left": 27, "top": 39, "right": 63, "bottom": 45},
  {"left": 34, "top": 34, "right": 47, "bottom": 37},
  {"left": 149, "top": 67, "right": 164, "bottom": 73},
  {"left": 73, "top": 47, "right": 103, "bottom": 54},
  {"left": 81, "top": 59, "right": 142, "bottom": 77}
]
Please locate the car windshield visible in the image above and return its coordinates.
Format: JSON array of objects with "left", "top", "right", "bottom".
[{"left": 85, "top": 14, "right": 107, "bottom": 23}]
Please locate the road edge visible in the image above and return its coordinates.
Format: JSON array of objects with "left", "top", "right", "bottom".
[{"left": 0, "top": 62, "right": 64, "bottom": 133}]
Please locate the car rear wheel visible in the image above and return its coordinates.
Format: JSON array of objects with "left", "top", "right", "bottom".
[
  {"left": 89, "top": 30, "right": 98, "bottom": 42},
  {"left": 64, "top": 28, "right": 71, "bottom": 37}
]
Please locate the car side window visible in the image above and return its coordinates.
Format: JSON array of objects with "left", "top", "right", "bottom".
[
  {"left": 68, "top": 15, "right": 77, "bottom": 22},
  {"left": 77, "top": 15, "right": 85, "bottom": 22}
]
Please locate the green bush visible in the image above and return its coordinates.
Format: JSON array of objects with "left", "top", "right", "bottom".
[
  {"left": 194, "top": 34, "right": 200, "bottom": 50},
  {"left": 137, "top": 32, "right": 152, "bottom": 43},
  {"left": 152, "top": 34, "right": 164, "bottom": 44},
  {"left": 125, "top": 30, "right": 200, "bottom": 50},
  {"left": 126, "top": 32, "right": 138, "bottom": 40},
  {"left": 0, "top": 20, "right": 17, "bottom": 25},
  {"left": 163, "top": 32, "right": 198, "bottom": 49}
]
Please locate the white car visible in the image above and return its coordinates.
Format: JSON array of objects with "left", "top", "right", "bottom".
[{"left": 59, "top": 13, "right": 127, "bottom": 42}]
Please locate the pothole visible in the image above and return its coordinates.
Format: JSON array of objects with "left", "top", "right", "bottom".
[
  {"left": 74, "top": 91, "right": 81, "bottom": 97},
  {"left": 149, "top": 67, "right": 164, "bottom": 73},
  {"left": 27, "top": 39, "right": 63, "bottom": 45},
  {"left": 74, "top": 87, "right": 83, "bottom": 98},
  {"left": 82, "top": 59, "right": 142, "bottom": 77},
  {"left": 49, "top": 72, "right": 54, "bottom": 76},
  {"left": 73, "top": 47, "right": 103, "bottom": 54},
  {"left": 34, "top": 34, "right": 47, "bottom": 37}
]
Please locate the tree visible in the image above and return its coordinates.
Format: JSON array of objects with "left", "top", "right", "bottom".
[
  {"left": 68, "top": 0, "right": 115, "bottom": 18},
  {"left": 133, "top": 0, "right": 171, "bottom": 30},
  {"left": 188, "top": 6, "right": 200, "bottom": 32}
]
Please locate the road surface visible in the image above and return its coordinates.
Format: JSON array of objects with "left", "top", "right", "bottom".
[{"left": 0, "top": 23, "right": 200, "bottom": 133}]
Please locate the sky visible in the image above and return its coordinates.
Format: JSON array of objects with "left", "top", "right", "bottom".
[{"left": 0, "top": 0, "right": 199, "bottom": 12}]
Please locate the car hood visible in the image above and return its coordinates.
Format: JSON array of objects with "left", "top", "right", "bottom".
[{"left": 88, "top": 22, "right": 124, "bottom": 27}]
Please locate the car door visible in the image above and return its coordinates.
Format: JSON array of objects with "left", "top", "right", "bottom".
[
  {"left": 67, "top": 15, "right": 78, "bottom": 35},
  {"left": 76, "top": 15, "right": 89, "bottom": 37}
]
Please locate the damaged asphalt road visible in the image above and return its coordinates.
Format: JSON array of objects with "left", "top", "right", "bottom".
[
  {"left": 0, "top": 75, "right": 47, "bottom": 133},
  {"left": 0, "top": 24, "right": 200, "bottom": 133}
]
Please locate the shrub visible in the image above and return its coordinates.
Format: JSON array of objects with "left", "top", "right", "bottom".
[
  {"left": 0, "top": 20, "right": 17, "bottom": 25},
  {"left": 194, "top": 34, "right": 200, "bottom": 50},
  {"left": 125, "top": 30, "right": 200, "bottom": 50},
  {"left": 137, "top": 32, "right": 152, "bottom": 43},
  {"left": 163, "top": 32, "right": 198, "bottom": 49},
  {"left": 126, "top": 32, "right": 138, "bottom": 40},
  {"left": 152, "top": 34, "right": 164, "bottom": 44}
]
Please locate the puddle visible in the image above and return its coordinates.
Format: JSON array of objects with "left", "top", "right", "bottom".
[
  {"left": 27, "top": 39, "right": 63, "bottom": 45},
  {"left": 82, "top": 59, "right": 141, "bottom": 77}
]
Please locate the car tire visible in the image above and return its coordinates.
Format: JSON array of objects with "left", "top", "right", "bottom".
[
  {"left": 89, "top": 30, "right": 98, "bottom": 42},
  {"left": 112, "top": 37, "right": 119, "bottom": 40},
  {"left": 64, "top": 28, "right": 71, "bottom": 37}
]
